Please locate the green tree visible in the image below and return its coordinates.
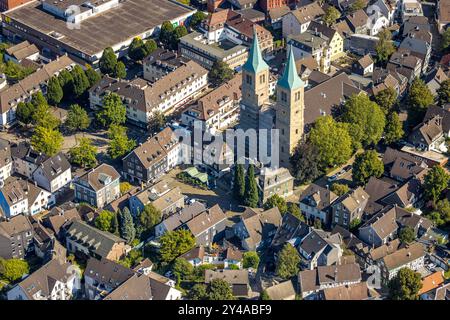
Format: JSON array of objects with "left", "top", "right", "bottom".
[
  {"left": 244, "top": 164, "right": 259, "bottom": 207},
  {"left": 349, "top": 218, "right": 361, "bottom": 231},
  {"left": 57, "top": 69, "right": 74, "bottom": 96},
  {"left": 119, "top": 207, "right": 136, "bottom": 244},
  {"left": 2, "top": 60, "right": 34, "bottom": 81},
  {"left": 209, "top": 61, "right": 234, "bottom": 86},
  {"left": 173, "top": 258, "right": 194, "bottom": 279},
  {"left": 120, "top": 182, "right": 133, "bottom": 195},
  {"left": 288, "top": 203, "right": 304, "bottom": 221},
  {"left": 114, "top": 61, "right": 127, "bottom": 79},
  {"left": 190, "top": 11, "right": 207, "bottom": 29},
  {"left": 276, "top": 244, "right": 300, "bottom": 279},
  {"left": 69, "top": 137, "right": 97, "bottom": 168},
  {"left": 342, "top": 94, "right": 386, "bottom": 149},
  {"left": 375, "top": 87, "right": 398, "bottom": 113},
  {"left": 423, "top": 166, "right": 450, "bottom": 203},
  {"left": 375, "top": 29, "right": 395, "bottom": 63},
  {"left": 427, "top": 199, "right": 450, "bottom": 227},
  {"left": 108, "top": 124, "right": 136, "bottom": 159},
  {"left": 159, "top": 229, "right": 195, "bottom": 263},
  {"left": 399, "top": 226, "right": 416, "bottom": 244},
  {"left": 148, "top": 110, "right": 166, "bottom": 134},
  {"left": 99, "top": 47, "right": 118, "bottom": 75},
  {"left": 384, "top": 112, "right": 404, "bottom": 145},
  {"left": 65, "top": 104, "right": 90, "bottom": 132},
  {"left": 442, "top": 28, "right": 450, "bottom": 51},
  {"left": 16, "top": 102, "right": 34, "bottom": 125},
  {"left": 85, "top": 67, "right": 101, "bottom": 87},
  {"left": 314, "top": 218, "right": 322, "bottom": 229},
  {"left": 70, "top": 65, "right": 90, "bottom": 98},
  {"left": 95, "top": 210, "right": 116, "bottom": 232},
  {"left": 261, "top": 289, "right": 271, "bottom": 300},
  {"left": 323, "top": 6, "right": 340, "bottom": 26},
  {"left": 331, "top": 183, "right": 350, "bottom": 196},
  {"left": 389, "top": 268, "right": 422, "bottom": 300},
  {"left": 233, "top": 164, "right": 245, "bottom": 202},
  {"left": 0, "top": 258, "right": 29, "bottom": 282},
  {"left": 46, "top": 76, "right": 63, "bottom": 105},
  {"left": 290, "top": 141, "right": 322, "bottom": 184},
  {"left": 352, "top": 150, "right": 384, "bottom": 185},
  {"left": 309, "top": 116, "right": 352, "bottom": 168},
  {"left": 243, "top": 251, "right": 259, "bottom": 269},
  {"left": 128, "top": 37, "right": 147, "bottom": 61},
  {"left": 31, "top": 126, "right": 63, "bottom": 156},
  {"left": 264, "top": 194, "right": 287, "bottom": 214},
  {"left": 144, "top": 39, "right": 158, "bottom": 56},
  {"left": 172, "top": 26, "right": 188, "bottom": 48},
  {"left": 32, "top": 103, "right": 60, "bottom": 130},
  {"left": 97, "top": 92, "right": 127, "bottom": 128},
  {"left": 437, "top": 78, "right": 450, "bottom": 106},
  {"left": 407, "top": 78, "right": 434, "bottom": 125},
  {"left": 188, "top": 284, "right": 208, "bottom": 300},
  {"left": 160, "top": 21, "right": 175, "bottom": 48},
  {"left": 139, "top": 203, "right": 161, "bottom": 232},
  {"left": 208, "top": 279, "right": 235, "bottom": 300},
  {"left": 350, "top": 0, "right": 365, "bottom": 12}
]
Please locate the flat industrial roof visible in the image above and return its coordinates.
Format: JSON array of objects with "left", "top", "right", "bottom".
[{"left": 4, "top": 0, "right": 194, "bottom": 57}]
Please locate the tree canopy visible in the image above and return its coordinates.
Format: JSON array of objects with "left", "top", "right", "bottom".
[
  {"left": 389, "top": 268, "right": 422, "bottom": 300},
  {"left": 119, "top": 207, "right": 136, "bottom": 244},
  {"left": 341, "top": 94, "right": 386, "bottom": 149},
  {"left": 107, "top": 125, "right": 136, "bottom": 159},
  {"left": 399, "top": 226, "right": 416, "bottom": 244},
  {"left": 323, "top": 6, "right": 340, "bottom": 26},
  {"left": 290, "top": 141, "right": 322, "bottom": 184},
  {"left": 97, "top": 92, "right": 127, "bottom": 128},
  {"left": 233, "top": 164, "right": 245, "bottom": 202},
  {"left": 99, "top": 47, "right": 118, "bottom": 75},
  {"left": 384, "top": 112, "right": 404, "bottom": 145},
  {"left": 243, "top": 251, "right": 260, "bottom": 269},
  {"left": 65, "top": 104, "right": 90, "bottom": 132},
  {"left": 276, "top": 244, "right": 300, "bottom": 279},
  {"left": 0, "top": 258, "right": 29, "bottom": 282},
  {"left": 244, "top": 164, "right": 259, "bottom": 207},
  {"left": 31, "top": 126, "right": 63, "bottom": 156},
  {"left": 47, "top": 76, "right": 63, "bottom": 105},
  {"left": 423, "top": 165, "right": 449, "bottom": 203},
  {"left": 375, "top": 87, "right": 398, "bottom": 113},
  {"left": 437, "top": 79, "right": 450, "bottom": 106},
  {"left": 309, "top": 116, "right": 352, "bottom": 168},
  {"left": 95, "top": 210, "right": 116, "bottom": 233},
  {"left": 159, "top": 229, "right": 196, "bottom": 263},
  {"left": 331, "top": 183, "right": 350, "bottom": 196},
  {"left": 375, "top": 29, "right": 395, "bottom": 63},
  {"left": 209, "top": 61, "right": 234, "bottom": 86},
  {"left": 264, "top": 194, "right": 288, "bottom": 215},
  {"left": 69, "top": 137, "right": 97, "bottom": 168},
  {"left": 352, "top": 150, "right": 384, "bottom": 185},
  {"left": 407, "top": 78, "right": 434, "bottom": 125}
]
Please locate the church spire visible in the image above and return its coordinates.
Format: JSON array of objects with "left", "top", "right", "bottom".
[
  {"left": 242, "top": 27, "right": 268, "bottom": 74},
  {"left": 277, "top": 45, "right": 304, "bottom": 90}
]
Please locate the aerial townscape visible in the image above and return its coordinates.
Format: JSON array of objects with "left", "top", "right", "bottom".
[{"left": 0, "top": 0, "right": 449, "bottom": 303}]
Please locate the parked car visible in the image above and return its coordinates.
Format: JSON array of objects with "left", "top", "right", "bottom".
[{"left": 328, "top": 174, "right": 338, "bottom": 182}]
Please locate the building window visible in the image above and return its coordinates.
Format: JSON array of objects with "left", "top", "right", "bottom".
[
  {"left": 246, "top": 74, "right": 252, "bottom": 85},
  {"left": 281, "top": 91, "right": 287, "bottom": 103},
  {"left": 260, "top": 74, "right": 265, "bottom": 84}
]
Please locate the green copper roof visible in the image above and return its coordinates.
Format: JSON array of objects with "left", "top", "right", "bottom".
[
  {"left": 277, "top": 45, "right": 304, "bottom": 91},
  {"left": 242, "top": 29, "right": 269, "bottom": 74}
]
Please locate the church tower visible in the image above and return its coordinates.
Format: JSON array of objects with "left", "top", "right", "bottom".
[
  {"left": 240, "top": 29, "right": 270, "bottom": 132},
  {"left": 275, "top": 45, "right": 305, "bottom": 167}
]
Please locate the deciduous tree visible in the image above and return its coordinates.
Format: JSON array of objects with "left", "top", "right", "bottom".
[
  {"left": 99, "top": 47, "right": 118, "bottom": 75},
  {"left": 276, "top": 244, "right": 300, "bottom": 279},
  {"left": 264, "top": 194, "right": 287, "bottom": 214},
  {"left": 375, "top": 29, "right": 395, "bottom": 63},
  {"left": 384, "top": 112, "right": 404, "bottom": 145},
  {"left": 159, "top": 229, "right": 195, "bottom": 263},
  {"left": 209, "top": 61, "right": 234, "bottom": 86},
  {"left": 47, "top": 76, "right": 63, "bottom": 105},
  {"left": 69, "top": 137, "right": 97, "bottom": 168},
  {"left": 107, "top": 125, "right": 136, "bottom": 159},
  {"left": 309, "top": 116, "right": 352, "bottom": 168},
  {"left": 31, "top": 126, "right": 63, "bottom": 156},
  {"left": 97, "top": 92, "right": 127, "bottom": 128},
  {"left": 352, "top": 150, "right": 384, "bottom": 185},
  {"left": 243, "top": 251, "right": 259, "bottom": 269},
  {"left": 389, "top": 268, "right": 422, "bottom": 300},
  {"left": 65, "top": 104, "right": 90, "bottom": 132},
  {"left": 423, "top": 165, "right": 449, "bottom": 203},
  {"left": 290, "top": 141, "right": 322, "bottom": 184}
]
